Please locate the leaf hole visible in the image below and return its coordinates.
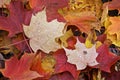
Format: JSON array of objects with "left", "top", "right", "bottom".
[
  {"left": 67, "top": 25, "right": 81, "bottom": 36},
  {"left": 0, "top": 8, "right": 10, "bottom": 17}
]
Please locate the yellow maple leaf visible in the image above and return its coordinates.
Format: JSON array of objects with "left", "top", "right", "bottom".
[
  {"left": 106, "top": 17, "right": 120, "bottom": 46},
  {"left": 107, "top": 17, "right": 120, "bottom": 40}
]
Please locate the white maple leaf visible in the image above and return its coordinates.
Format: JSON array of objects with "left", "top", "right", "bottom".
[
  {"left": 23, "top": 9, "right": 65, "bottom": 53},
  {"left": 63, "top": 39, "right": 99, "bottom": 70}
]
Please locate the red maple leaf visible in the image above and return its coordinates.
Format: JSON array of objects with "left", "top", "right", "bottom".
[
  {"left": 1, "top": 53, "right": 42, "bottom": 80},
  {"left": 53, "top": 49, "right": 80, "bottom": 79},
  {"left": 96, "top": 44, "right": 120, "bottom": 72},
  {"left": 0, "top": 0, "right": 32, "bottom": 37}
]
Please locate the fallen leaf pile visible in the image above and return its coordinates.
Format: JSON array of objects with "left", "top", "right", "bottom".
[{"left": 0, "top": 0, "right": 120, "bottom": 80}]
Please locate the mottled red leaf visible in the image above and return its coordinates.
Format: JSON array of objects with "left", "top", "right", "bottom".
[
  {"left": 45, "top": 0, "right": 68, "bottom": 22},
  {"left": 1, "top": 53, "right": 42, "bottom": 80},
  {"left": 96, "top": 44, "right": 120, "bottom": 72},
  {"left": 78, "top": 36, "right": 86, "bottom": 43},
  {"left": 28, "top": 0, "right": 68, "bottom": 22},
  {"left": 53, "top": 49, "right": 80, "bottom": 79},
  {"left": 102, "top": 71, "right": 120, "bottom": 80},
  {"left": 49, "top": 72, "right": 74, "bottom": 80},
  {"left": 97, "top": 34, "right": 107, "bottom": 43},
  {"left": 0, "top": 0, "right": 32, "bottom": 37}
]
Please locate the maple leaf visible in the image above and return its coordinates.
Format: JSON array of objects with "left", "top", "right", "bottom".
[
  {"left": 106, "top": 17, "right": 120, "bottom": 47},
  {"left": 23, "top": 9, "right": 65, "bottom": 53},
  {"left": 96, "top": 44, "right": 120, "bottom": 72},
  {"left": 49, "top": 72, "right": 75, "bottom": 80},
  {"left": 53, "top": 49, "right": 80, "bottom": 79},
  {"left": 63, "top": 39, "right": 99, "bottom": 70},
  {"left": 107, "top": 17, "right": 120, "bottom": 40},
  {"left": 0, "top": 0, "right": 32, "bottom": 37},
  {"left": 0, "top": 53, "right": 42, "bottom": 80}
]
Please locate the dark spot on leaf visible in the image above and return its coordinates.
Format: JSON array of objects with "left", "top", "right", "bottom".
[
  {"left": 83, "top": 51, "right": 87, "bottom": 55},
  {"left": 53, "top": 3, "right": 58, "bottom": 5}
]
